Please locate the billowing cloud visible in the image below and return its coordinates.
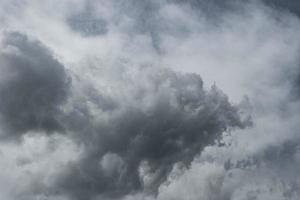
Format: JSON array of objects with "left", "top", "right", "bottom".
[
  {"left": 0, "top": 0, "right": 300, "bottom": 200},
  {"left": 0, "top": 32, "right": 70, "bottom": 139},
  {"left": 0, "top": 20, "right": 248, "bottom": 200},
  {"left": 52, "top": 67, "right": 247, "bottom": 199}
]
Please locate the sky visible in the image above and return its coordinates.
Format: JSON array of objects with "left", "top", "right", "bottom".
[{"left": 0, "top": 0, "right": 300, "bottom": 200}]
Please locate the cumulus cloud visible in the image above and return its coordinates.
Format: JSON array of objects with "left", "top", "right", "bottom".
[
  {"left": 0, "top": 10, "right": 248, "bottom": 200},
  {"left": 0, "top": 0, "right": 300, "bottom": 200},
  {"left": 47, "top": 65, "right": 246, "bottom": 200},
  {"left": 0, "top": 32, "right": 70, "bottom": 139}
]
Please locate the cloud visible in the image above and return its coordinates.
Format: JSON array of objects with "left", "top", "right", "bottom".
[
  {"left": 0, "top": 32, "right": 70, "bottom": 139},
  {"left": 52, "top": 67, "right": 247, "bottom": 200},
  {"left": 66, "top": 3, "right": 108, "bottom": 37},
  {"left": 263, "top": 0, "right": 300, "bottom": 17},
  {"left": 0, "top": 13, "right": 248, "bottom": 200},
  {"left": 0, "top": 133, "right": 80, "bottom": 200},
  {"left": 0, "top": 0, "right": 300, "bottom": 200}
]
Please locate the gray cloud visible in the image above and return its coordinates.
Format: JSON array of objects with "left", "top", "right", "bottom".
[
  {"left": 51, "top": 68, "right": 247, "bottom": 200},
  {"left": 0, "top": 32, "right": 70, "bottom": 139},
  {"left": 0, "top": 0, "right": 300, "bottom": 200},
  {"left": 67, "top": 3, "right": 108, "bottom": 37},
  {"left": 264, "top": 0, "right": 300, "bottom": 16},
  {"left": 0, "top": 30, "right": 248, "bottom": 200}
]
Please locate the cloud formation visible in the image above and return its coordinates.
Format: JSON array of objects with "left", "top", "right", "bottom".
[
  {"left": 53, "top": 68, "right": 247, "bottom": 199},
  {"left": 0, "top": 0, "right": 300, "bottom": 200},
  {"left": 0, "top": 32, "right": 70, "bottom": 139},
  {"left": 0, "top": 28, "right": 248, "bottom": 200}
]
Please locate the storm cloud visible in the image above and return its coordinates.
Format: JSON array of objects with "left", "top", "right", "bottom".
[
  {"left": 0, "top": 26, "right": 248, "bottom": 200},
  {"left": 53, "top": 68, "right": 248, "bottom": 199},
  {"left": 0, "top": 32, "right": 70, "bottom": 139},
  {"left": 0, "top": 0, "right": 300, "bottom": 200}
]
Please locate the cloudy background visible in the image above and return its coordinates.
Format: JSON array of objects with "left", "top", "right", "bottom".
[{"left": 0, "top": 0, "right": 300, "bottom": 199}]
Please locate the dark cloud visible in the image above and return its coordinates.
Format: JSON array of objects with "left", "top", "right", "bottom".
[
  {"left": 0, "top": 32, "right": 70, "bottom": 139},
  {"left": 291, "top": 69, "right": 300, "bottom": 100},
  {"left": 0, "top": 31, "right": 249, "bottom": 198},
  {"left": 178, "top": 0, "right": 300, "bottom": 16},
  {"left": 3, "top": 0, "right": 294, "bottom": 199},
  {"left": 50, "top": 69, "right": 249, "bottom": 200},
  {"left": 67, "top": 12, "right": 107, "bottom": 37},
  {"left": 263, "top": 0, "right": 300, "bottom": 16}
]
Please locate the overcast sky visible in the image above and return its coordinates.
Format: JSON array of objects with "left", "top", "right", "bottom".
[{"left": 0, "top": 0, "right": 300, "bottom": 200}]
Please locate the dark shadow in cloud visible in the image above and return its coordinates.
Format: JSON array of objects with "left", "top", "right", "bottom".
[
  {"left": 52, "top": 69, "right": 250, "bottom": 200},
  {"left": 66, "top": 3, "right": 107, "bottom": 37},
  {"left": 175, "top": 0, "right": 300, "bottom": 22},
  {"left": 292, "top": 69, "right": 300, "bottom": 99},
  {"left": 67, "top": 13, "right": 107, "bottom": 37},
  {"left": 0, "top": 32, "right": 70, "bottom": 139},
  {"left": 263, "top": 0, "right": 300, "bottom": 17}
]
